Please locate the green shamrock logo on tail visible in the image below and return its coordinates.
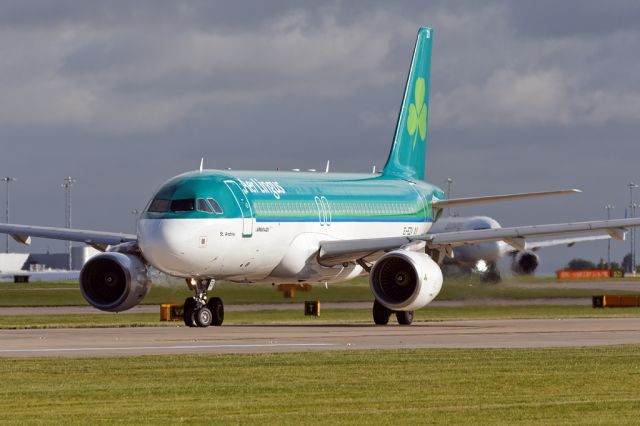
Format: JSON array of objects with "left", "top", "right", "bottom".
[{"left": 406, "top": 77, "right": 427, "bottom": 150}]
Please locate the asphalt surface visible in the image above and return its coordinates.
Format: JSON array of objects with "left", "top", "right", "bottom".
[
  {"left": 2, "top": 318, "right": 640, "bottom": 357},
  {"left": 1, "top": 279, "right": 640, "bottom": 357}
]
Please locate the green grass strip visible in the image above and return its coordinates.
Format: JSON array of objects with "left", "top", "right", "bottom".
[
  {"left": 1, "top": 346, "right": 640, "bottom": 424},
  {"left": 3, "top": 276, "right": 639, "bottom": 307},
  {"left": 2, "top": 305, "right": 640, "bottom": 329}
]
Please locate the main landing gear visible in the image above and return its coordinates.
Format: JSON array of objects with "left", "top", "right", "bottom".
[
  {"left": 480, "top": 263, "right": 502, "bottom": 284},
  {"left": 372, "top": 300, "right": 414, "bottom": 326},
  {"left": 183, "top": 278, "right": 224, "bottom": 328}
]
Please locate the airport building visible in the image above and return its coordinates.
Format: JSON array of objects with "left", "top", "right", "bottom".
[{"left": 0, "top": 247, "right": 100, "bottom": 281}]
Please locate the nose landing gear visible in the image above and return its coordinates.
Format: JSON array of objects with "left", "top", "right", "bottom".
[{"left": 183, "top": 278, "right": 224, "bottom": 328}]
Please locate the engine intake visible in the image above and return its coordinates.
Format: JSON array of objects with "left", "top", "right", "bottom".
[
  {"left": 370, "top": 250, "right": 443, "bottom": 311},
  {"left": 511, "top": 251, "right": 539, "bottom": 275},
  {"left": 80, "top": 252, "right": 150, "bottom": 312}
]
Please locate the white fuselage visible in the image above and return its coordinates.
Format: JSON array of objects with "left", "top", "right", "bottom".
[
  {"left": 429, "top": 216, "right": 509, "bottom": 265},
  {"left": 138, "top": 218, "right": 432, "bottom": 283}
]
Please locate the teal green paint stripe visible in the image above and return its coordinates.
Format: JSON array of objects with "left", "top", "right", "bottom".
[{"left": 256, "top": 217, "right": 433, "bottom": 223}]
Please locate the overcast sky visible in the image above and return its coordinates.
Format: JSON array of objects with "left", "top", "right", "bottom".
[{"left": 1, "top": 0, "right": 640, "bottom": 273}]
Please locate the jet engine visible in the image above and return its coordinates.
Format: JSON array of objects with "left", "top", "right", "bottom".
[
  {"left": 511, "top": 251, "right": 539, "bottom": 275},
  {"left": 80, "top": 252, "right": 151, "bottom": 312},
  {"left": 369, "top": 250, "right": 443, "bottom": 311}
]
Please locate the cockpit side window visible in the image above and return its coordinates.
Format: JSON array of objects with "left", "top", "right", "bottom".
[
  {"left": 147, "top": 198, "right": 170, "bottom": 213},
  {"left": 207, "top": 198, "right": 224, "bottom": 214},
  {"left": 170, "top": 199, "right": 195, "bottom": 212},
  {"left": 196, "top": 198, "right": 213, "bottom": 213}
]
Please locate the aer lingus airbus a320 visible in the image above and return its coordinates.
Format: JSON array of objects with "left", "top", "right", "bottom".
[{"left": 1, "top": 27, "right": 639, "bottom": 328}]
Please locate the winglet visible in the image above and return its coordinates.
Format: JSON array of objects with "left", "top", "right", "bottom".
[
  {"left": 607, "top": 228, "right": 627, "bottom": 241},
  {"left": 199, "top": 158, "right": 204, "bottom": 173},
  {"left": 10, "top": 234, "right": 31, "bottom": 245}
]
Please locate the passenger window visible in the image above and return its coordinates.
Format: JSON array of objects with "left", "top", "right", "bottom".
[
  {"left": 170, "top": 199, "right": 195, "bottom": 212},
  {"left": 207, "top": 198, "right": 224, "bottom": 214},
  {"left": 147, "top": 198, "right": 170, "bottom": 213},
  {"left": 197, "top": 198, "right": 213, "bottom": 213}
]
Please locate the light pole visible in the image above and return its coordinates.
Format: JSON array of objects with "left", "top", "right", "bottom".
[
  {"left": 605, "top": 204, "right": 614, "bottom": 267},
  {"left": 445, "top": 178, "right": 453, "bottom": 216},
  {"left": 2, "top": 177, "right": 16, "bottom": 253},
  {"left": 629, "top": 183, "right": 639, "bottom": 274},
  {"left": 62, "top": 177, "right": 76, "bottom": 270},
  {"left": 633, "top": 203, "right": 638, "bottom": 273}
]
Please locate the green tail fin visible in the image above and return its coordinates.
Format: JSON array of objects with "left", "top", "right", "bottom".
[{"left": 382, "top": 27, "right": 433, "bottom": 181}]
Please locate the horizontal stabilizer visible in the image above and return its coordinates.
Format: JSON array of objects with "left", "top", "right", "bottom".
[{"left": 433, "top": 189, "right": 581, "bottom": 210}]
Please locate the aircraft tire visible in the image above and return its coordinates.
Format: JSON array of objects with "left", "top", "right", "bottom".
[
  {"left": 195, "top": 307, "right": 213, "bottom": 327},
  {"left": 207, "top": 297, "right": 224, "bottom": 326},
  {"left": 373, "top": 299, "right": 391, "bottom": 325},
  {"left": 183, "top": 297, "right": 197, "bottom": 327},
  {"left": 396, "top": 310, "right": 414, "bottom": 325},
  {"left": 481, "top": 270, "right": 502, "bottom": 284}
]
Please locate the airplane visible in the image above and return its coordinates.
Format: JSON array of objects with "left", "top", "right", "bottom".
[
  {"left": 430, "top": 215, "right": 612, "bottom": 282},
  {"left": 1, "top": 26, "right": 640, "bottom": 328}
]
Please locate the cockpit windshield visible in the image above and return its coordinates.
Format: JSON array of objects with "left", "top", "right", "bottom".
[
  {"left": 170, "top": 199, "right": 196, "bottom": 212},
  {"left": 207, "top": 198, "right": 223, "bottom": 214},
  {"left": 147, "top": 198, "right": 170, "bottom": 213},
  {"left": 197, "top": 198, "right": 212, "bottom": 213},
  {"left": 145, "top": 196, "right": 224, "bottom": 215}
]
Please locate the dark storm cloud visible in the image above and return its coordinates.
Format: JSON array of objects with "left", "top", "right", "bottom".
[{"left": 0, "top": 0, "right": 639, "bottom": 271}]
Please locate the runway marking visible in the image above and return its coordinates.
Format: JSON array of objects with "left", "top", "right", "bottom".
[{"left": 0, "top": 342, "right": 338, "bottom": 354}]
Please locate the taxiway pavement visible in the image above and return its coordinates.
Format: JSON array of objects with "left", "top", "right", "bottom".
[{"left": 2, "top": 318, "right": 640, "bottom": 357}]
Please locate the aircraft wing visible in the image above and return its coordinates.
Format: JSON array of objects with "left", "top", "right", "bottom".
[
  {"left": 318, "top": 218, "right": 640, "bottom": 266},
  {"left": 523, "top": 234, "right": 611, "bottom": 251},
  {"left": 432, "top": 189, "right": 580, "bottom": 210},
  {"left": 318, "top": 236, "right": 417, "bottom": 266},
  {"left": 0, "top": 223, "right": 136, "bottom": 251}
]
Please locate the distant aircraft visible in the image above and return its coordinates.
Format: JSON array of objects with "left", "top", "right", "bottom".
[
  {"left": 430, "top": 215, "right": 611, "bottom": 281},
  {"left": 1, "top": 27, "right": 639, "bottom": 328}
]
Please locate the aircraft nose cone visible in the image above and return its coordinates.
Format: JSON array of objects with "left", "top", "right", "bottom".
[
  {"left": 138, "top": 219, "right": 192, "bottom": 275},
  {"left": 471, "top": 241, "right": 504, "bottom": 263}
]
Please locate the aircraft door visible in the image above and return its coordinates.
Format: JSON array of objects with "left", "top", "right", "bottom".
[
  {"left": 314, "top": 196, "right": 332, "bottom": 226},
  {"left": 321, "top": 196, "right": 331, "bottom": 226},
  {"left": 410, "top": 184, "right": 429, "bottom": 222},
  {"left": 224, "top": 181, "right": 253, "bottom": 237}
]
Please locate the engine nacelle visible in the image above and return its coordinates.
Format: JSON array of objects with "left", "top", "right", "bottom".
[
  {"left": 511, "top": 251, "right": 539, "bottom": 275},
  {"left": 80, "top": 252, "right": 151, "bottom": 312},
  {"left": 370, "top": 251, "right": 443, "bottom": 311}
]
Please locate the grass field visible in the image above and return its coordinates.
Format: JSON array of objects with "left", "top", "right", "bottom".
[
  {"left": 3, "top": 305, "right": 640, "bottom": 329},
  {"left": 2, "top": 279, "right": 640, "bottom": 424},
  {"left": 2, "top": 276, "right": 639, "bottom": 307},
  {"left": 2, "top": 346, "right": 640, "bottom": 424}
]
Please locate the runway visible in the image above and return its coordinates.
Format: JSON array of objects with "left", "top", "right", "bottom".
[{"left": 2, "top": 318, "right": 640, "bottom": 357}]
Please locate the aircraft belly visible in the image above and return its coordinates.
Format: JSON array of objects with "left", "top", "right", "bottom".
[
  {"left": 140, "top": 218, "right": 431, "bottom": 280},
  {"left": 263, "top": 219, "right": 431, "bottom": 283}
]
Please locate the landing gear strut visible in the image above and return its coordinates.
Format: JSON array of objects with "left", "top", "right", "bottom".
[
  {"left": 183, "top": 278, "right": 224, "bottom": 328},
  {"left": 481, "top": 263, "right": 502, "bottom": 283}
]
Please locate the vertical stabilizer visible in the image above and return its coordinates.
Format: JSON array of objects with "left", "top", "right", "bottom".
[{"left": 382, "top": 27, "right": 433, "bottom": 181}]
